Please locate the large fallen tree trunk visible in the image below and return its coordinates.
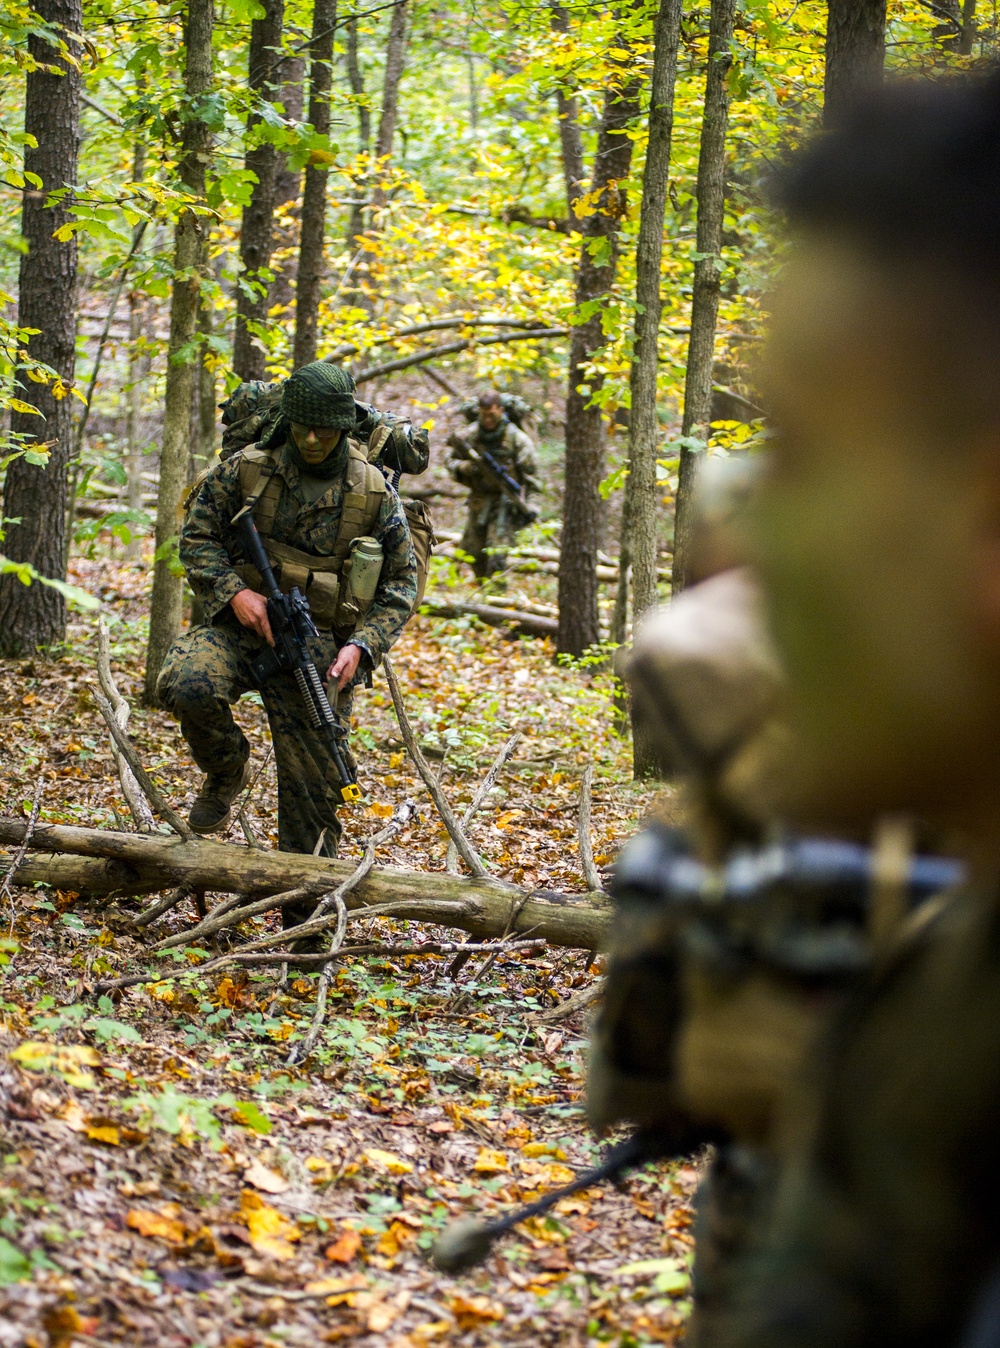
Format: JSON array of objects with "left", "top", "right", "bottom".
[
  {"left": 419, "top": 598, "right": 558, "bottom": 638},
  {"left": 0, "top": 819, "right": 611, "bottom": 951}
]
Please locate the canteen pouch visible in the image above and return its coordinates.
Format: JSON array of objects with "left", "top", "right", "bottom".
[{"left": 334, "top": 535, "right": 383, "bottom": 628}]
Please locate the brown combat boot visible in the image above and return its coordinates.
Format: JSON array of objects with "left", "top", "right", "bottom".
[{"left": 188, "top": 760, "right": 252, "bottom": 835}]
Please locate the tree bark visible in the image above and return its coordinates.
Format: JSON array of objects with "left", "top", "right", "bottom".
[
  {"left": 671, "top": 0, "right": 735, "bottom": 596},
  {"left": 0, "top": 820, "right": 612, "bottom": 952},
  {"left": 823, "top": 0, "right": 886, "bottom": 128},
  {"left": 143, "top": 0, "right": 214, "bottom": 702},
  {"left": 293, "top": 0, "right": 336, "bottom": 370},
  {"left": 268, "top": 55, "right": 304, "bottom": 318},
  {"left": 557, "top": 66, "right": 642, "bottom": 658},
  {"left": 0, "top": 0, "right": 82, "bottom": 658},
  {"left": 960, "top": 0, "right": 976, "bottom": 52},
  {"left": 345, "top": 16, "right": 370, "bottom": 254},
  {"left": 375, "top": 0, "right": 409, "bottom": 163},
  {"left": 233, "top": 0, "right": 285, "bottom": 380},
  {"left": 124, "top": 137, "right": 149, "bottom": 564},
  {"left": 549, "top": 5, "right": 585, "bottom": 215},
  {"left": 628, "top": 0, "right": 682, "bottom": 777}
]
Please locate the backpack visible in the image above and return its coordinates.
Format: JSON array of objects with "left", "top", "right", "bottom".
[
  {"left": 458, "top": 393, "right": 533, "bottom": 430},
  {"left": 219, "top": 380, "right": 285, "bottom": 459}
]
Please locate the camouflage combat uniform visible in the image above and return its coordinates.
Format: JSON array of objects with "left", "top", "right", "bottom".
[
  {"left": 157, "top": 438, "right": 417, "bottom": 859},
  {"left": 446, "top": 420, "right": 539, "bottom": 577}
]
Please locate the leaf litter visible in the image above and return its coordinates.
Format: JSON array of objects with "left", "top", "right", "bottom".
[{"left": 0, "top": 546, "right": 698, "bottom": 1345}]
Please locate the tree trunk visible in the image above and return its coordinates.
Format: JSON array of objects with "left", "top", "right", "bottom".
[
  {"left": 549, "top": 5, "right": 585, "bottom": 215},
  {"left": 0, "top": 0, "right": 82, "bottom": 658},
  {"left": 0, "top": 819, "right": 611, "bottom": 952},
  {"left": 823, "top": 0, "right": 886, "bottom": 128},
  {"left": 293, "top": 0, "right": 336, "bottom": 370},
  {"left": 374, "top": 0, "right": 409, "bottom": 163},
  {"left": 143, "top": 0, "right": 214, "bottom": 702},
  {"left": 670, "top": 0, "right": 735, "bottom": 596},
  {"left": 345, "top": 17, "right": 370, "bottom": 254},
  {"left": 124, "top": 139, "right": 149, "bottom": 565},
  {"left": 233, "top": 0, "right": 285, "bottom": 380},
  {"left": 960, "top": 0, "right": 976, "bottom": 52},
  {"left": 557, "top": 67, "right": 642, "bottom": 658},
  {"left": 628, "top": 0, "right": 682, "bottom": 777},
  {"left": 268, "top": 55, "right": 305, "bottom": 318}
]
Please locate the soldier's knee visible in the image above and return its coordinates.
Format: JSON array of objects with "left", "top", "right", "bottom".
[{"left": 156, "top": 657, "right": 225, "bottom": 717}]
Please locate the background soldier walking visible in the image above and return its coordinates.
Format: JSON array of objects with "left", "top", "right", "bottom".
[{"left": 446, "top": 389, "right": 539, "bottom": 578}]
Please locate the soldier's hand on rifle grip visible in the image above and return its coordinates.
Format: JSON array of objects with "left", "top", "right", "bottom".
[
  {"left": 327, "top": 642, "right": 362, "bottom": 691},
  {"left": 230, "top": 589, "right": 274, "bottom": 647}
]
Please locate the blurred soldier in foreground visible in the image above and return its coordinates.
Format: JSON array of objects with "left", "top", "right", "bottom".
[
  {"left": 446, "top": 390, "right": 539, "bottom": 577},
  {"left": 695, "top": 72, "right": 1000, "bottom": 1347}
]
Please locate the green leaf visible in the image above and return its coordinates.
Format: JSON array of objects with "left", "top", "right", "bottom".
[
  {"left": 233, "top": 1100, "right": 272, "bottom": 1135},
  {"left": 0, "top": 1237, "right": 31, "bottom": 1285}
]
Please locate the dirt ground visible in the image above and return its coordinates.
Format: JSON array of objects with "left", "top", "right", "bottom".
[{"left": 0, "top": 520, "right": 696, "bottom": 1347}]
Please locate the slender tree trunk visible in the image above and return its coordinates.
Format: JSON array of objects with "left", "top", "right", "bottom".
[
  {"left": 960, "top": 0, "right": 976, "bottom": 53},
  {"left": 124, "top": 138, "right": 149, "bottom": 564},
  {"left": 345, "top": 20, "right": 370, "bottom": 262},
  {"left": 823, "top": 0, "right": 886, "bottom": 128},
  {"left": 0, "top": 0, "right": 82, "bottom": 658},
  {"left": 549, "top": 5, "right": 585, "bottom": 215},
  {"left": 671, "top": 0, "right": 735, "bottom": 596},
  {"left": 293, "top": 0, "right": 336, "bottom": 370},
  {"left": 143, "top": 0, "right": 214, "bottom": 702},
  {"left": 233, "top": 0, "right": 285, "bottom": 380},
  {"left": 268, "top": 55, "right": 304, "bottom": 318},
  {"left": 556, "top": 68, "right": 642, "bottom": 658},
  {"left": 195, "top": 295, "right": 217, "bottom": 473},
  {"left": 626, "top": 0, "right": 682, "bottom": 775},
  {"left": 375, "top": 0, "right": 409, "bottom": 164}
]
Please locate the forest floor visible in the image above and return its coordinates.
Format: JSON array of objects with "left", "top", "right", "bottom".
[{"left": 0, "top": 531, "right": 697, "bottom": 1348}]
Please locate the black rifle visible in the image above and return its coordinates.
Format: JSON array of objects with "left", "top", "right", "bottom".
[
  {"left": 234, "top": 505, "right": 361, "bottom": 805},
  {"left": 449, "top": 434, "right": 539, "bottom": 524}
]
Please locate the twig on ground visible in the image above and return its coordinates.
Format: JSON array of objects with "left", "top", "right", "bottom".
[
  {"left": 93, "top": 690, "right": 193, "bottom": 840},
  {"left": 134, "top": 887, "right": 192, "bottom": 929},
  {"left": 224, "top": 746, "right": 272, "bottom": 846},
  {"left": 96, "top": 621, "right": 156, "bottom": 832},
  {"left": 382, "top": 657, "right": 487, "bottom": 879},
  {"left": 152, "top": 885, "right": 323, "bottom": 951},
  {"left": 0, "top": 779, "right": 43, "bottom": 926},
  {"left": 446, "top": 731, "right": 521, "bottom": 875},
  {"left": 528, "top": 980, "right": 602, "bottom": 1025},
  {"left": 238, "top": 809, "right": 264, "bottom": 849},
  {"left": 578, "top": 765, "right": 603, "bottom": 893},
  {"left": 286, "top": 800, "right": 418, "bottom": 1066}
]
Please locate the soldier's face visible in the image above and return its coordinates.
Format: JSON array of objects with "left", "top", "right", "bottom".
[
  {"left": 478, "top": 404, "right": 503, "bottom": 431},
  {"left": 754, "top": 239, "right": 1000, "bottom": 833},
  {"left": 291, "top": 423, "right": 343, "bottom": 464}
]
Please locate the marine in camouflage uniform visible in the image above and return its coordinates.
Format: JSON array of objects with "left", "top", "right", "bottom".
[
  {"left": 157, "top": 363, "right": 417, "bottom": 871},
  {"left": 445, "top": 389, "right": 539, "bottom": 577}
]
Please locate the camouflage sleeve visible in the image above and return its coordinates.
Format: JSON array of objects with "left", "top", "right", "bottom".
[
  {"left": 354, "top": 401, "right": 430, "bottom": 476},
  {"left": 349, "top": 485, "right": 418, "bottom": 666},
  {"left": 512, "top": 427, "right": 541, "bottom": 494},
  {"left": 179, "top": 458, "right": 248, "bottom": 622},
  {"left": 446, "top": 432, "right": 477, "bottom": 486}
]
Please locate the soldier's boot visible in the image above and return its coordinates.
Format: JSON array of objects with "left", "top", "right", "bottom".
[{"left": 188, "top": 760, "right": 252, "bottom": 835}]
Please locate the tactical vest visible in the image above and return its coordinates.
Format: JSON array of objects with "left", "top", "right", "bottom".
[{"left": 232, "top": 434, "right": 387, "bottom": 629}]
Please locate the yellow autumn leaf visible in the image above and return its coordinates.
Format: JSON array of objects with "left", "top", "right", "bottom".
[
  {"left": 473, "top": 1147, "right": 509, "bottom": 1174},
  {"left": 127, "top": 1207, "right": 186, "bottom": 1245},
  {"left": 521, "top": 1141, "right": 566, "bottom": 1159},
  {"left": 449, "top": 1294, "right": 504, "bottom": 1328},
  {"left": 85, "top": 1123, "right": 120, "bottom": 1146},
  {"left": 240, "top": 1189, "right": 300, "bottom": 1260},
  {"left": 10, "top": 1042, "right": 100, "bottom": 1089},
  {"left": 363, "top": 1147, "right": 413, "bottom": 1175},
  {"left": 389, "top": 751, "right": 405, "bottom": 769},
  {"left": 494, "top": 810, "right": 522, "bottom": 830},
  {"left": 367, "top": 801, "right": 394, "bottom": 819}
]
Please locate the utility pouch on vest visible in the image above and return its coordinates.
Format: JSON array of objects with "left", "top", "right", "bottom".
[
  {"left": 402, "top": 498, "right": 435, "bottom": 609},
  {"left": 334, "top": 536, "right": 383, "bottom": 629}
]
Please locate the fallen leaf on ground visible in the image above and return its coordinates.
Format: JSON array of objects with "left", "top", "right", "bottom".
[
  {"left": 10, "top": 1042, "right": 100, "bottom": 1089},
  {"left": 450, "top": 1294, "right": 504, "bottom": 1328},
  {"left": 127, "top": 1207, "right": 186, "bottom": 1245},
  {"left": 325, "top": 1228, "right": 362, "bottom": 1263},
  {"left": 473, "top": 1146, "right": 509, "bottom": 1174},
  {"left": 363, "top": 1147, "right": 413, "bottom": 1175},
  {"left": 305, "top": 1273, "right": 368, "bottom": 1294},
  {"left": 244, "top": 1158, "right": 289, "bottom": 1193},
  {"left": 240, "top": 1189, "right": 299, "bottom": 1260}
]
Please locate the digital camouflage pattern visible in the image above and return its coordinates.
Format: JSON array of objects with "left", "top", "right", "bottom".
[
  {"left": 179, "top": 437, "right": 417, "bottom": 667},
  {"left": 157, "top": 618, "right": 354, "bottom": 861},
  {"left": 159, "top": 436, "right": 416, "bottom": 862},
  {"left": 356, "top": 402, "right": 430, "bottom": 477},
  {"left": 446, "top": 421, "right": 539, "bottom": 577}
]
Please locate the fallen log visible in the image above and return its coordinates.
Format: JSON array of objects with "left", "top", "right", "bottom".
[
  {"left": 419, "top": 598, "right": 557, "bottom": 638},
  {"left": 0, "top": 820, "right": 611, "bottom": 952}
]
